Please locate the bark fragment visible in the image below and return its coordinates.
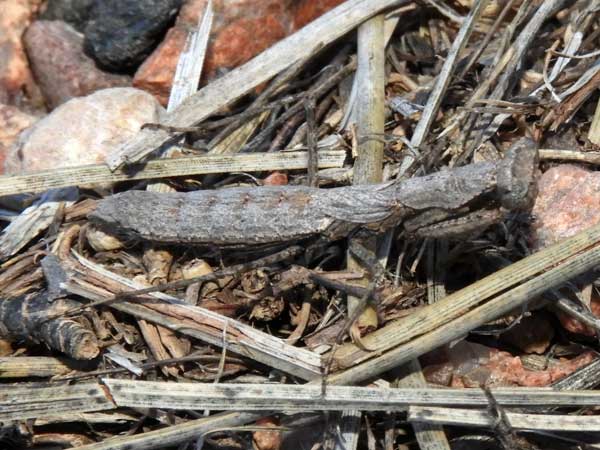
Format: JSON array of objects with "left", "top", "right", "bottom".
[{"left": 0, "top": 292, "right": 99, "bottom": 360}]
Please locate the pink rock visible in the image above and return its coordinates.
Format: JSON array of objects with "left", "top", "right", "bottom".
[
  {"left": 532, "top": 165, "right": 600, "bottom": 336},
  {"left": 207, "top": 9, "right": 289, "bottom": 76},
  {"left": 0, "top": 0, "right": 44, "bottom": 106},
  {"left": 24, "top": 20, "right": 131, "bottom": 109},
  {"left": 531, "top": 164, "right": 600, "bottom": 247},
  {"left": 5, "top": 87, "right": 164, "bottom": 173},
  {"left": 263, "top": 171, "right": 288, "bottom": 186},
  {"left": 183, "top": 0, "right": 291, "bottom": 70},
  {"left": 292, "top": 0, "right": 346, "bottom": 30},
  {"left": 0, "top": 104, "right": 39, "bottom": 174},
  {"left": 135, "top": 0, "right": 343, "bottom": 105},
  {"left": 422, "top": 340, "right": 595, "bottom": 388}
]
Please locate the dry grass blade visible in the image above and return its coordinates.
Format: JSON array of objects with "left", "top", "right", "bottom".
[
  {"left": 0, "top": 150, "right": 345, "bottom": 196},
  {"left": 99, "top": 381, "right": 600, "bottom": 410},
  {"left": 33, "top": 412, "right": 138, "bottom": 426},
  {"left": 6, "top": 380, "right": 600, "bottom": 416},
  {"left": 345, "top": 11, "right": 385, "bottom": 347},
  {"left": 408, "top": 406, "right": 600, "bottom": 432},
  {"left": 0, "top": 382, "right": 113, "bottom": 421},
  {"left": 0, "top": 356, "right": 85, "bottom": 378},
  {"left": 353, "top": 15, "right": 385, "bottom": 185},
  {"left": 539, "top": 148, "right": 600, "bottom": 164},
  {"left": 340, "top": 14, "right": 399, "bottom": 129},
  {"left": 167, "top": 0, "right": 213, "bottom": 113}
]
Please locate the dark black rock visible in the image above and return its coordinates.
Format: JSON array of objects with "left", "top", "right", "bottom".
[
  {"left": 83, "top": 0, "right": 183, "bottom": 73},
  {"left": 41, "top": 0, "right": 95, "bottom": 32}
]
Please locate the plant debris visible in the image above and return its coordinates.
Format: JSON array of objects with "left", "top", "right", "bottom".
[{"left": 3, "top": 1, "right": 600, "bottom": 449}]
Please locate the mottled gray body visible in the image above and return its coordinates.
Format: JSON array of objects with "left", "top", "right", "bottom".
[{"left": 90, "top": 139, "right": 537, "bottom": 246}]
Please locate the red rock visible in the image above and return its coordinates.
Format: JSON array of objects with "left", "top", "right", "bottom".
[
  {"left": 263, "top": 171, "right": 288, "bottom": 185},
  {"left": 292, "top": 0, "right": 345, "bottom": 30},
  {"left": 5, "top": 88, "right": 164, "bottom": 173},
  {"left": 207, "top": 13, "right": 288, "bottom": 75},
  {"left": 0, "top": 0, "right": 44, "bottom": 106},
  {"left": 179, "top": 0, "right": 289, "bottom": 25},
  {"left": 253, "top": 417, "right": 282, "bottom": 450},
  {"left": 532, "top": 165, "right": 600, "bottom": 336},
  {"left": 0, "top": 104, "right": 39, "bottom": 174},
  {"left": 24, "top": 20, "right": 131, "bottom": 109},
  {"left": 531, "top": 164, "right": 600, "bottom": 248},
  {"left": 422, "top": 340, "right": 595, "bottom": 388}
]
